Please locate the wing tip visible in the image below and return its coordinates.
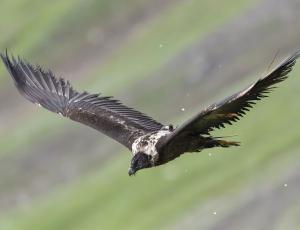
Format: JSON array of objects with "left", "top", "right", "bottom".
[
  {"left": 281, "top": 49, "right": 300, "bottom": 69},
  {"left": 290, "top": 49, "right": 300, "bottom": 65},
  {"left": 1, "top": 51, "right": 72, "bottom": 115},
  {"left": 1, "top": 50, "right": 28, "bottom": 87},
  {"left": 1, "top": 49, "right": 11, "bottom": 68},
  {"left": 0, "top": 48, "right": 8, "bottom": 58},
  {"left": 1, "top": 50, "right": 16, "bottom": 79},
  {"left": 291, "top": 50, "right": 300, "bottom": 60}
]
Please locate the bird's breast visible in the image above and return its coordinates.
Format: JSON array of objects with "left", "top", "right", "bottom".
[{"left": 131, "top": 130, "right": 171, "bottom": 160}]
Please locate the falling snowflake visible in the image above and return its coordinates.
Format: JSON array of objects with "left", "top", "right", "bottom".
[{"left": 181, "top": 108, "right": 185, "bottom": 111}]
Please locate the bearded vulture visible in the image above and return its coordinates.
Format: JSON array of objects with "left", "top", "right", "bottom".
[{"left": 1, "top": 50, "right": 299, "bottom": 175}]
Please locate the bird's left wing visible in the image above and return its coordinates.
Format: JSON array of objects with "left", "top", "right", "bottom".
[
  {"left": 160, "top": 51, "right": 300, "bottom": 152},
  {"left": 1, "top": 52, "right": 163, "bottom": 149}
]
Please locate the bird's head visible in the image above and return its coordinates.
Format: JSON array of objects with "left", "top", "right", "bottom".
[{"left": 128, "top": 152, "right": 152, "bottom": 176}]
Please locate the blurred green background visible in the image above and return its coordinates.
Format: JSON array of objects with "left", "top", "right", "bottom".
[{"left": 0, "top": 0, "right": 300, "bottom": 229}]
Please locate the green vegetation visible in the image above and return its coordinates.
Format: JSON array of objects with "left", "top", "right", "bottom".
[{"left": 1, "top": 0, "right": 300, "bottom": 229}]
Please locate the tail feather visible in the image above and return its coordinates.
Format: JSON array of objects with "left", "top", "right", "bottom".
[
  {"left": 202, "top": 138, "right": 240, "bottom": 149},
  {"left": 215, "top": 139, "right": 240, "bottom": 147}
]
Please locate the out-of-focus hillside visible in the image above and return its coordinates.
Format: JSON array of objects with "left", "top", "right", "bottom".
[{"left": 0, "top": 0, "right": 300, "bottom": 229}]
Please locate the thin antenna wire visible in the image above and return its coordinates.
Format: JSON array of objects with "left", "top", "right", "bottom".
[{"left": 266, "top": 49, "right": 280, "bottom": 73}]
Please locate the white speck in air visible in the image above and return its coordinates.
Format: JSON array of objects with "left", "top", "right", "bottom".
[
  {"left": 181, "top": 108, "right": 185, "bottom": 112},
  {"left": 213, "top": 211, "right": 217, "bottom": 215},
  {"left": 159, "top": 44, "right": 163, "bottom": 48},
  {"left": 284, "top": 183, "right": 288, "bottom": 187},
  {"left": 208, "top": 153, "right": 212, "bottom": 157}
]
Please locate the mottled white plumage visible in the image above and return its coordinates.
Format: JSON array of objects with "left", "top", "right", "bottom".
[{"left": 132, "top": 129, "right": 171, "bottom": 164}]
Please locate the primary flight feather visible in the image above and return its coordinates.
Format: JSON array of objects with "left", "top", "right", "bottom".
[{"left": 1, "top": 50, "right": 299, "bottom": 175}]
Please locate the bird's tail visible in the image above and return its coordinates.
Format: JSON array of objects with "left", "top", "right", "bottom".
[
  {"left": 213, "top": 139, "right": 240, "bottom": 148},
  {"left": 202, "top": 137, "right": 240, "bottom": 148}
]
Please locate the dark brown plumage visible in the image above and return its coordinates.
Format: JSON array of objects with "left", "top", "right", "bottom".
[
  {"left": 158, "top": 51, "right": 300, "bottom": 164},
  {"left": 1, "top": 51, "right": 163, "bottom": 149},
  {"left": 1, "top": 50, "right": 299, "bottom": 175}
]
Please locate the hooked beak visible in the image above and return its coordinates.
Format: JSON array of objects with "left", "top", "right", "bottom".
[{"left": 128, "top": 168, "right": 136, "bottom": 176}]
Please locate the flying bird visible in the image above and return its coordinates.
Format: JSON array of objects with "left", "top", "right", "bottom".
[{"left": 1, "top": 51, "right": 299, "bottom": 176}]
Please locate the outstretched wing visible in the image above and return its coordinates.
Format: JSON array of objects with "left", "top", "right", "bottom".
[
  {"left": 1, "top": 52, "right": 163, "bottom": 149},
  {"left": 161, "top": 51, "right": 300, "bottom": 151}
]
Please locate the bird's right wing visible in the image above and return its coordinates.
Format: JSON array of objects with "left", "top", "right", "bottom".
[
  {"left": 159, "top": 51, "right": 300, "bottom": 153},
  {"left": 1, "top": 52, "right": 164, "bottom": 149}
]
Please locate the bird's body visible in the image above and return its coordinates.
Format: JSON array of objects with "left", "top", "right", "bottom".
[
  {"left": 1, "top": 50, "right": 299, "bottom": 175},
  {"left": 131, "top": 125, "right": 239, "bottom": 168}
]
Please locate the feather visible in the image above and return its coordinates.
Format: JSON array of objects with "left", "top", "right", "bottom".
[
  {"left": 160, "top": 51, "right": 300, "bottom": 153},
  {"left": 1, "top": 52, "right": 163, "bottom": 149}
]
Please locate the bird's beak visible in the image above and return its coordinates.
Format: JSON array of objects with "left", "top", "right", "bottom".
[{"left": 128, "top": 168, "right": 136, "bottom": 176}]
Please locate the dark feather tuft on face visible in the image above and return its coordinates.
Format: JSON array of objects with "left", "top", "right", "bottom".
[{"left": 128, "top": 152, "right": 152, "bottom": 176}]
